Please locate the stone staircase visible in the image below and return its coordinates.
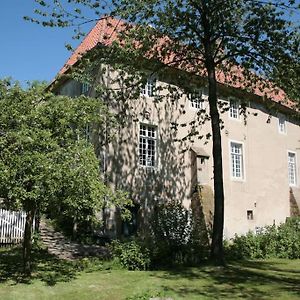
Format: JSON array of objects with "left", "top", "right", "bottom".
[{"left": 39, "top": 220, "right": 109, "bottom": 260}]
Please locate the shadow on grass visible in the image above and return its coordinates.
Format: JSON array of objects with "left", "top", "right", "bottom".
[
  {"left": 0, "top": 247, "right": 83, "bottom": 286},
  {"left": 151, "top": 259, "right": 300, "bottom": 299}
]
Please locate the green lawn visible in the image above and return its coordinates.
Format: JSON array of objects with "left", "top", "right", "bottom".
[{"left": 0, "top": 247, "right": 299, "bottom": 300}]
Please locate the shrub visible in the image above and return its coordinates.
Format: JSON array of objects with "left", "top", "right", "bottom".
[
  {"left": 276, "top": 217, "right": 300, "bottom": 259},
  {"left": 109, "top": 240, "right": 150, "bottom": 270},
  {"left": 225, "top": 217, "right": 300, "bottom": 260},
  {"left": 148, "top": 201, "right": 209, "bottom": 266}
]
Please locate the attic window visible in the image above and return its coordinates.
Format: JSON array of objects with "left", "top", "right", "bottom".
[
  {"left": 189, "top": 90, "right": 204, "bottom": 110},
  {"left": 141, "top": 76, "right": 156, "bottom": 97},
  {"left": 278, "top": 114, "right": 286, "bottom": 134},
  {"left": 229, "top": 100, "right": 240, "bottom": 120}
]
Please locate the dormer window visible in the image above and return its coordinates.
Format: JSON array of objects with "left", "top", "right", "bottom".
[
  {"left": 189, "top": 90, "right": 204, "bottom": 110},
  {"left": 141, "top": 76, "right": 156, "bottom": 97}
]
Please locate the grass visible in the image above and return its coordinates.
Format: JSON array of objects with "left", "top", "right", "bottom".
[{"left": 0, "top": 247, "right": 299, "bottom": 300}]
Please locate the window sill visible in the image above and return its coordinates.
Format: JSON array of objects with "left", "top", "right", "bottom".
[
  {"left": 230, "top": 177, "right": 246, "bottom": 182},
  {"left": 229, "top": 117, "right": 241, "bottom": 122},
  {"left": 289, "top": 184, "right": 298, "bottom": 188}
]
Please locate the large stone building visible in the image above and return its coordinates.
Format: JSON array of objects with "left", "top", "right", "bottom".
[{"left": 51, "top": 18, "right": 300, "bottom": 239}]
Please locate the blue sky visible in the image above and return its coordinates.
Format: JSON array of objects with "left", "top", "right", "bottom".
[
  {"left": 0, "top": 1, "right": 92, "bottom": 85},
  {"left": 1, "top": 1, "right": 298, "bottom": 86}
]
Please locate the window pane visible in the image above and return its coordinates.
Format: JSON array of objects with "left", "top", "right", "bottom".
[
  {"left": 278, "top": 116, "right": 286, "bottom": 133},
  {"left": 142, "top": 77, "right": 156, "bottom": 97},
  {"left": 231, "top": 142, "right": 243, "bottom": 179},
  {"left": 288, "top": 152, "right": 297, "bottom": 185},
  {"left": 189, "top": 90, "right": 203, "bottom": 109},
  {"left": 139, "top": 124, "right": 157, "bottom": 167},
  {"left": 229, "top": 100, "right": 239, "bottom": 119}
]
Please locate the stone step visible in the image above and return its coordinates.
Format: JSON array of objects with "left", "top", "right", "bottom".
[{"left": 39, "top": 219, "right": 109, "bottom": 260}]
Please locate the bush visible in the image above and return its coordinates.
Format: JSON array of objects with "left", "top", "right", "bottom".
[
  {"left": 109, "top": 240, "right": 150, "bottom": 270},
  {"left": 225, "top": 217, "right": 300, "bottom": 260},
  {"left": 276, "top": 217, "right": 300, "bottom": 259},
  {"left": 148, "top": 201, "right": 209, "bottom": 266}
]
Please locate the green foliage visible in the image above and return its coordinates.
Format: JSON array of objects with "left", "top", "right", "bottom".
[
  {"left": 0, "top": 79, "right": 131, "bottom": 238},
  {"left": 109, "top": 240, "right": 150, "bottom": 270},
  {"left": 1, "top": 246, "right": 300, "bottom": 300},
  {"left": 31, "top": 232, "right": 44, "bottom": 251},
  {"left": 225, "top": 217, "right": 300, "bottom": 260},
  {"left": 0, "top": 80, "right": 103, "bottom": 213},
  {"left": 148, "top": 201, "right": 209, "bottom": 266},
  {"left": 275, "top": 217, "right": 300, "bottom": 259}
]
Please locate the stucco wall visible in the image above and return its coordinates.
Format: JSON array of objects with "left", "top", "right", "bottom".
[{"left": 55, "top": 69, "right": 300, "bottom": 238}]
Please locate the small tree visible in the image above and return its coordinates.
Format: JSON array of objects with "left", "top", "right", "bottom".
[
  {"left": 0, "top": 80, "right": 131, "bottom": 274},
  {"left": 28, "top": 0, "right": 299, "bottom": 264}
]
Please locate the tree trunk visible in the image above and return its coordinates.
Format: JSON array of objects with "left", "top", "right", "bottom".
[
  {"left": 23, "top": 208, "right": 35, "bottom": 274},
  {"left": 201, "top": 0, "right": 225, "bottom": 265},
  {"left": 207, "top": 68, "right": 225, "bottom": 265}
]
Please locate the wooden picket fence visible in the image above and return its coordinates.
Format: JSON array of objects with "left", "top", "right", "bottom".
[{"left": 0, "top": 209, "right": 28, "bottom": 244}]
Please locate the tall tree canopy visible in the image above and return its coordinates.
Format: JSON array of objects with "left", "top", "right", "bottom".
[
  {"left": 29, "top": 0, "right": 300, "bottom": 264},
  {"left": 0, "top": 80, "right": 131, "bottom": 273}
]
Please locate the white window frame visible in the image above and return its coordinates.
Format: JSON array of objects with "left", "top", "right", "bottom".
[
  {"left": 229, "top": 99, "right": 240, "bottom": 120},
  {"left": 278, "top": 114, "right": 286, "bottom": 134},
  {"left": 288, "top": 151, "right": 297, "bottom": 186},
  {"left": 141, "top": 76, "right": 156, "bottom": 97},
  {"left": 189, "top": 90, "right": 204, "bottom": 110},
  {"left": 139, "top": 124, "right": 157, "bottom": 168},
  {"left": 229, "top": 140, "right": 245, "bottom": 181}
]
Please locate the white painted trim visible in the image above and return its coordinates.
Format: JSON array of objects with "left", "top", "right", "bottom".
[
  {"left": 141, "top": 76, "right": 157, "bottom": 98},
  {"left": 229, "top": 139, "right": 246, "bottom": 182},
  {"left": 188, "top": 89, "right": 205, "bottom": 111},
  {"left": 287, "top": 150, "right": 298, "bottom": 187},
  {"left": 228, "top": 98, "right": 241, "bottom": 121},
  {"left": 138, "top": 122, "right": 159, "bottom": 170},
  {"left": 278, "top": 113, "right": 287, "bottom": 135}
]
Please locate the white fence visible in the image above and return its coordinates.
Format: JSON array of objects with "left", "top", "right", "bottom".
[{"left": 0, "top": 209, "right": 27, "bottom": 244}]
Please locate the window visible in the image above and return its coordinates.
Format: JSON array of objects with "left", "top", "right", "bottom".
[
  {"left": 230, "top": 141, "right": 244, "bottom": 179},
  {"left": 141, "top": 77, "right": 156, "bottom": 97},
  {"left": 247, "top": 210, "right": 254, "bottom": 220},
  {"left": 229, "top": 100, "right": 240, "bottom": 119},
  {"left": 278, "top": 114, "right": 286, "bottom": 134},
  {"left": 189, "top": 90, "right": 204, "bottom": 109},
  {"left": 288, "top": 152, "right": 297, "bottom": 186},
  {"left": 81, "top": 82, "right": 90, "bottom": 95},
  {"left": 139, "top": 124, "right": 157, "bottom": 167}
]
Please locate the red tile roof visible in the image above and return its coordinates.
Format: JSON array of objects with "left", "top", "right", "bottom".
[
  {"left": 58, "top": 17, "right": 295, "bottom": 110},
  {"left": 59, "top": 17, "right": 125, "bottom": 74}
]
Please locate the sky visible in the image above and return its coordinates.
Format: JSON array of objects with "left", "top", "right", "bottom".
[
  {"left": 0, "top": 1, "right": 93, "bottom": 86},
  {"left": 0, "top": 1, "right": 298, "bottom": 87}
]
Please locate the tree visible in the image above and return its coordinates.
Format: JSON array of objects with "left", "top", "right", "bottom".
[
  {"left": 29, "top": 0, "right": 299, "bottom": 264},
  {"left": 0, "top": 80, "right": 131, "bottom": 274}
]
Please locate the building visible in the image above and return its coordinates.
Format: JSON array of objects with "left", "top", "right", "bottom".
[{"left": 50, "top": 18, "right": 300, "bottom": 239}]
